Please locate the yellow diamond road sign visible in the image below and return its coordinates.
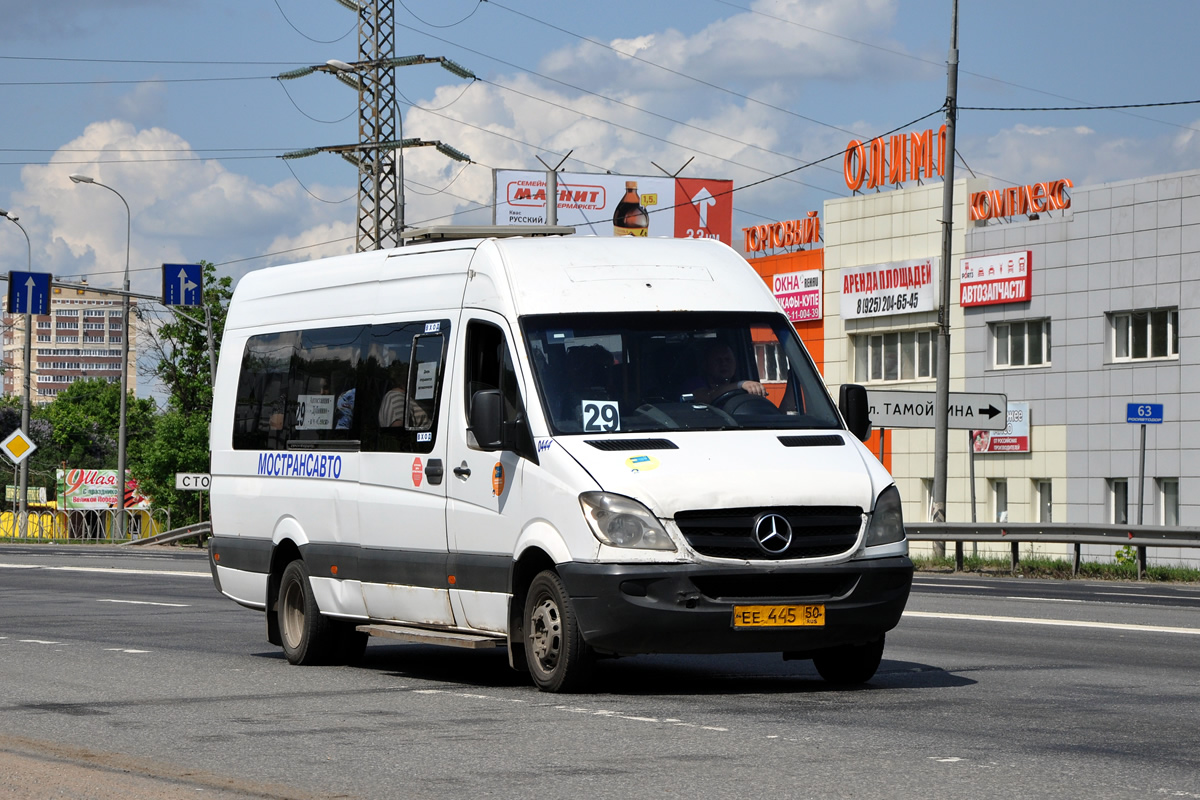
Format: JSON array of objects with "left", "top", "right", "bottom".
[{"left": 1, "top": 428, "right": 37, "bottom": 465}]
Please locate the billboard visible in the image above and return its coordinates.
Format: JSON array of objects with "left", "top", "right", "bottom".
[
  {"left": 492, "top": 170, "right": 734, "bottom": 244},
  {"left": 840, "top": 257, "right": 939, "bottom": 320},
  {"left": 772, "top": 269, "right": 822, "bottom": 322},
  {"left": 56, "top": 468, "right": 151, "bottom": 510},
  {"left": 960, "top": 250, "right": 1033, "bottom": 307},
  {"left": 972, "top": 402, "right": 1031, "bottom": 453}
]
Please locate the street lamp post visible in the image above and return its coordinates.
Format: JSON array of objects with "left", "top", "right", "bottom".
[
  {"left": 69, "top": 174, "right": 132, "bottom": 540},
  {"left": 0, "top": 208, "right": 33, "bottom": 537}
]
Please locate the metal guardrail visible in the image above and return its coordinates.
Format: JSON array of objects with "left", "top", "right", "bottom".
[
  {"left": 906, "top": 522, "right": 1200, "bottom": 578},
  {"left": 119, "top": 521, "right": 212, "bottom": 547}
]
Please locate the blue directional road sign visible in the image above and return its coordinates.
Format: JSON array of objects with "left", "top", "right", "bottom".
[
  {"left": 1126, "top": 403, "right": 1164, "bottom": 424},
  {"left": 162, "top": 263, "right": 203, "bottom": 306},
  {"left": 6, "top": 271, "right": 51, "bottom": 315}
]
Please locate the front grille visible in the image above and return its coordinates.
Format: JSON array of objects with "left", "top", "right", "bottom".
[{"left": 675, "top": 506, "right": 863, "bottom": 560}]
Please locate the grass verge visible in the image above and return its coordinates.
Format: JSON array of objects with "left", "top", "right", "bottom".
[{"left": 913, "top": 554, "right": 1200, "bottom": 583}]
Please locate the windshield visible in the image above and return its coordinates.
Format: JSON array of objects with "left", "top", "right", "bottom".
[{"left": 522, "top": 311, "right": 843, "bottom": 435}]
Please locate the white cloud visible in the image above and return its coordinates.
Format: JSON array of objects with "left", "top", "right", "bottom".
[
  {"left": 540, "top": 0, "right": 918, "bottom": 95},
  {"left": 7, "top": 120, "right": 356, "bottom": 291}
]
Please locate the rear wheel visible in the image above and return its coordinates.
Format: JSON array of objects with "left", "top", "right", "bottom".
[
  {"left": 812, "top": 635, "right": 885, "bottom": 685},
  {"left": 278, "top": 559, "right": 337, "bottom": 665},
  {"left": 524, "top": 570, "right": 594, "bottom": 692}
]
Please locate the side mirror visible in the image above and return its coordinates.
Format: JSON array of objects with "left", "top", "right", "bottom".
[
  {"left": 839, "top": 384, "right": 872, "bottom": 442},
  {"left": 469, "top": 389, "right": 503, "bottom": 450}
]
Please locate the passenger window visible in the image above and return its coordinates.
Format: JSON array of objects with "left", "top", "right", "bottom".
[
  {"left": 233, "top": 331, "right": 300, "bottom": 451},
  {"left": 361, "top": 321, "right": 448, "bottom": 454},
  {"left": 231, "top": 320, "right": 448, "bottom": 454},
  {"left": 291, "top": 326, "right": 367, "bottom": 445}
]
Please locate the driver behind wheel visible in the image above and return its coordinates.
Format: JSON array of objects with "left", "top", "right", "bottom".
[{"left": 680, "top": 342, "right": 766, "bottom": 404}]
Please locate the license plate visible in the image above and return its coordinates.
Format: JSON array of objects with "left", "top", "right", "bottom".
[{"left": 732, "top": 604, "right": 825, "bottom": 628}]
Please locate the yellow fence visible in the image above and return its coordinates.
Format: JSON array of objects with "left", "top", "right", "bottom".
[{"left": 0, "top": 509, "right": 165, "bottom": 541}]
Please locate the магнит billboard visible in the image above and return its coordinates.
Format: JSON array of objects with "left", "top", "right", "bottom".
[{"left": 493, "top": 170, "right": 734, "bottom": 244}]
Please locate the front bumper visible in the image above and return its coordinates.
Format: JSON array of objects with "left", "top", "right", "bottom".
[{"left": 557, "top": 555, "right": 912, "bottom": 656}]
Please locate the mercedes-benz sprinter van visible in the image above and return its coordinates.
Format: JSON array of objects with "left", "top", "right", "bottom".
[{"left": 208, "top": 232, "right": 912, "bottom": 692}]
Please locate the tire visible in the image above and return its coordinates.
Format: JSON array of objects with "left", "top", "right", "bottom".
[
  {"left": 277, "top": 559, "right": 337, "bottom": 666},
  {"left": 812, "top": 635, "right": 885, "bottom": 685},
  {"left": 523, "top": 570, "right": 594, "bottom": 693}
]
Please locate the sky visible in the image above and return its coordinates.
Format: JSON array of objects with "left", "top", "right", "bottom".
[{"left": 2, "top": 0, "right": 1200, "bottom": 397}]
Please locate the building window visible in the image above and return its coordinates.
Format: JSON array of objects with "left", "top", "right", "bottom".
[
  {"left": 1158, "top": 478, "right": 1179, "bottom": 526},
  {"left": 993, "top": 319, "right": 1051, "bottom": 368},
  {"left": 853, "top": 330, "right": 936, "bottom": 383},
  {"left": 753, "top": 342, "right": 788, "bottom": 383},
  {"left": 921, "top": 478, "right": 934, "bottom": 522},
  {"left": 991, "top": 479, "right": 1008, "bottom": 523},
  {"left": 1109, "top": 478, "right": 1129, "bottom": 524},
  {"left": 1035, "top": 480, "right": 1052, "bottom": 522},
  {"left": 1112, "top": 308, "right": 1178, "bottom": 361}
]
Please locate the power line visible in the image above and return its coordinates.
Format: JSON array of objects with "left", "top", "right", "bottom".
[
  {"left": 275, "top": 80, "right": 357, "bottom": 124},
  {"left": 393, "top": 23, "right": 848, "bottom": 191},
  {"left": 272, "top": 0, "right": 357, "bottom": 43},
  {"left": 0, "top": 76, "right": 274, "bottom": 87},
  {"left": 481, "top": 0, "right": 861, "bottom": 138},
  {"left": 961, "top": 99, "right": 1200, "bottom": 112},
  {"left": 0, "top": 55, "right": 313, "bottom": 66},
  {"left": 398, "top": 0, "right": 483, "bottom": 28},
  {"left": 708, "top": 0, "right": 1200, "bottom": 136}
]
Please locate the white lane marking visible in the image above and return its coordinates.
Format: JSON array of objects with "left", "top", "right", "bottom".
[
  {"left": 97, "top": 599, "right": 190, "bottom": 608},
  {"left": 0, "top": 563, "right": 208, "bottom": 578},
  {"left": 412, "top": 689, "right": 523, "bottom": 704},
  {"left": 104, "top": 648, "right": 151, "bottom": 653},
  {"left": 411, "top": 690, "right": 724, "bottom": 732},
  {"left": 913, "top": 582, "right": 1001, "bottom": 590},
  {"left": 19, "top": 639, "right": 63, "bottom": 645},
  {"left": 906, "top": 610, "right": 1200, "bottom": 636},
  {"left": 929, "top": 756, "right": 965, "bottom": 763},
  {"left": 1095, "top": 591, "right": 1197, "bottom": 601},
  {"left": 1004, "top": 597, "right": 1084, "bottom": 603}
]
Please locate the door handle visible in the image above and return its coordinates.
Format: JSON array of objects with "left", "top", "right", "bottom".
[{"left": 453, "top": 463, "right": 471, "bottom": 479}]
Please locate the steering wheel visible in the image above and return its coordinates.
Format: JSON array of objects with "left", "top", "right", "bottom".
[{"left": 709, "top": 387, "right": 748, "bottom": 407}]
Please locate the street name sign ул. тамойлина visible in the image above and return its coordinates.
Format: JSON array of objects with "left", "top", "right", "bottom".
[{"left": 866, "top": 389, "right": 1008, "bottom": 431}]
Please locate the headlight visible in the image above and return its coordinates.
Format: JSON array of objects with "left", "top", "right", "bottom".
[
  {"left": 579, "top": 492, "right": 676, "bottom": 551},
  {"left": 865, "top": 485, "right": 906, "bottom": 547}
]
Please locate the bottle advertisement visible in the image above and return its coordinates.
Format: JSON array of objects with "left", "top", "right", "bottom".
[{"left": 492, "top": 170, "right": 734, "bottom": 244}]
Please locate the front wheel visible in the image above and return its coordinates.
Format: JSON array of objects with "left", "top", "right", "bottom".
[
  {"left": 278, "top": 559, "right": 337, "bottom": 665},
  {"left": 812, "top": 635, "right": 885, "bottom": 685},
  {"left": 524, "top": 570, "right": 594, "bottom": 692}
]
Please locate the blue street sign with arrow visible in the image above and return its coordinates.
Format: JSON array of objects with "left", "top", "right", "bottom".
[
  {"left": 162, "top": 263, "right": 203, "bottom": 306},
  {"left": 6, "top": 271, "right": 51, "bottom": 315}
]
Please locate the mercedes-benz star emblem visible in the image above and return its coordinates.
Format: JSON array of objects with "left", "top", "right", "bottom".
[{"left": 753, "top": 513, "right": 793, "bottom": 556}]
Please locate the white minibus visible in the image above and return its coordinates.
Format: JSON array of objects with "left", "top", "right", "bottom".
[{"left": 208, "top": 231, "right": 912, "bottom": 692}]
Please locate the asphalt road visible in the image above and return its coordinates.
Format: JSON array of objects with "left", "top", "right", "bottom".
[{"left": 1, "top": 544, "right": 1198, "bottom": 799}]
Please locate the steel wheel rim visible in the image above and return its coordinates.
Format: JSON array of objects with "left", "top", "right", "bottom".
[
  {"left": 281, "top": 578, "right": 304, "bottom": 650},
  {"left": 528, "top": 593, "right": 562, "bottom": 674}
]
